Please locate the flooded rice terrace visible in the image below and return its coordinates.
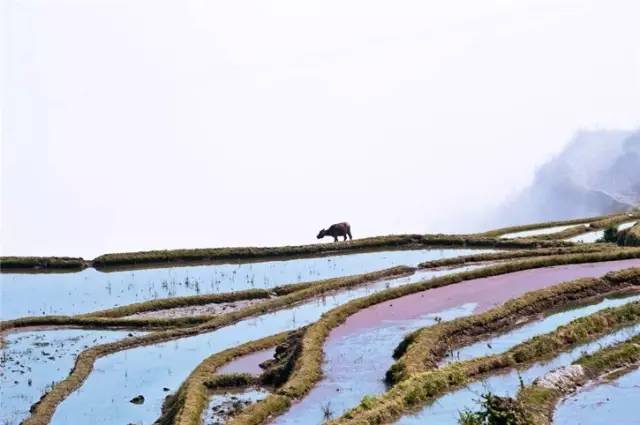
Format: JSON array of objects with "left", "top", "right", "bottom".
[
  {"left": 202, "top": 387, "right": 271, "bottom": 425},
  {"left": 2, "top": 239, "right": 639, "bottom": 425},
  {"left": 397, "top": 323, "right": 640, "bottom": 424},
  {"left": 49, "top": 266, "right": 479, "bottom": 424},
  {"left": 566, "top": 220, "right": 637, "bottom": 244},
  {"left": 0, "top": 328, "right": 145, "bottom": 424},
  {"left": 270, "top": 260, "right": 640, "bottom": 424},
  {"left": 553, "top": 367, "right": 640, "bottom": 425},
  {"left": 0, "top": 248, "right": 485, "bottom": 319},
  {"left": 499, "top": 224, "right": 579, "bottom": 239}
]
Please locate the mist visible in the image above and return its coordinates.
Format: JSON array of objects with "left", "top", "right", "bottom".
[{"left": 2, "top": 0, "right": 640, "bottom": 258}]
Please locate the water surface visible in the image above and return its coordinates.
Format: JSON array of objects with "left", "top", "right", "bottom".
[
  {"left": 500, "top": 224, "right": 579, "bottom": 239},
  {"left": 202, "top": 387, "right": 270, "bottom": 425},
  {"left": 1, "top": 248, "right": 487, "bottom": 320},
  {"left": 443, "top": 294, "right": 640, "bottom": 364},
  {"left": 270, "top": 261, "right": 640, "bottom": 425},
  {"left": 0, "top": 328, "right": 143, "bottom": 425},
  {"left": 51, "top": 267, "right": 472, "bottom": 425},
  {"left": 397, "top": 323, "right": 640, "bottom": 424},
  {"left": 554, "top": 367, "right": 640, "bottom": 425}
]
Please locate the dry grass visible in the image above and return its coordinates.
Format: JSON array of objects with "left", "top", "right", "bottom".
[
  {"left": 155, "top": 332, "right": 290, "bottom": 425},
  {"left": 478, "top": 213, "right": 627, "bottom": 238},
  {"left": 516, "top": 335, "right": 640, "bottom": 425},
  {"left": 225, "top": 251, "right": 640, "bottom": 425},
  {"left": 331, "top": 301, "right": 640, "bottom": 425},
  {"left": 388, "top": 267, "right": 640, "bottom": 383}
]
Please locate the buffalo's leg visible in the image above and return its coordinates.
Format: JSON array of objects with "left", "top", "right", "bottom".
[
  {"left": 333, "top": 236, "right": 338, "bottom": 242},
  {"left": 343, "top": 235, "right": 348, "bottom": 241}
]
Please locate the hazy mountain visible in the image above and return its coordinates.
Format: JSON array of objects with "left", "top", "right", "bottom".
[{"left": 491, "top": 129, "right": 640, "bottom": 226}]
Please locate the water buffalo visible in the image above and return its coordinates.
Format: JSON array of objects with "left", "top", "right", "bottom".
[{"left": 317, "top": 222, "right": 352, "bottom": 242}]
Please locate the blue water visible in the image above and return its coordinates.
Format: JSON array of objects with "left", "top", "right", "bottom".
[
  {"left": 500, "top": 224, "right": 579, "bottom": 239},
  {"left": 0, "top": 328, "right": 144, "bottom": 425},
  {"left": 568, "top": 231, "right": 605, "bottom": 244},
  {"left": 271, "top": 303, "right": 478, "bottom": 425},
  {"left": 442, "top": 295, "right": 640, "bottom": 364},
  {"left": 397, "top": 321, "right": 640, "bottom": 424},
  {"left": 554, "top": 367, "right": 640, "bottom": 425},
  {"left": 0, "top": 248, "right": 490, "bottom": 320},
  {"left": 202, "top": 387, "right": 270, "bottom": 424},
  {"left": 51, "top": 266, "right": 478, "bottom": 425}
]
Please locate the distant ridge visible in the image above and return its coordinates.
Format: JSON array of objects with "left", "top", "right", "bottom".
[{"left": 493, "top": 129, "right": 640, "bottom": 225}]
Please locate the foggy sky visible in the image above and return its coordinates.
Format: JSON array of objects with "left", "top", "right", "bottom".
[{"left": 2, "top": 0, "right": 640, "bottom": 258}]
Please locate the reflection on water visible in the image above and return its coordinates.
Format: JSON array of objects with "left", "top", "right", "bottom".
[
  {"left": 442, "top": 295, "right": 640, "bottom": 365},
  {"left": 618, "top": 221, "right": 637, "bottom": 231},
  {"left": 272, "top": 303, "right": 478, "bottom": 425},
  {"left": 0, "top": 329, "right": 144, "bottom": 425},
  {"left": 397, "top": 322, "right": 640, "bottom": 424},
  {"left": 500, "top": 224, "right": 579, "bottom": 239},
  {"left": 1, "top": 248, "right": 489, "bottom": 320},
  {"left": 51, "top": 267, "right": 475, "bottom": 425},
  {"left": 554, "top": 367, "right": 640, "bottom": 425},
  {"left": 202, "top": 387, "right": 270, "bottom": 425},
  {"left": 568, "top": 230, "right": 604, "bottom": 244}
]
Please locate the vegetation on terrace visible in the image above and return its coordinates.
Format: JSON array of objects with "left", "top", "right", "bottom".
[
  {"left": 4, "top": 213, "right": 640, "bottom": 425},
  {"left": 330, "top": 300, "right": 640, "bottom": 424}
]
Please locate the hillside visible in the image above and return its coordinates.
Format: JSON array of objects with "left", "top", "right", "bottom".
[{"left": 493, "top": 129, "right": 640, "bottom": 225}]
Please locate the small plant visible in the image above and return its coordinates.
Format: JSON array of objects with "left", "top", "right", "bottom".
[
  {"left": 458, "top": 392, "right": 522, "bottom": 425},
  {"left": 601, "top": 226, "right": 619, "bottom": 243},
  {"left": 321, "top": 402, "right": 334, "bottom": 421}
]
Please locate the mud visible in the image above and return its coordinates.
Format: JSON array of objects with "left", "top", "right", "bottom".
[
  {"left": 270, "top": 259, "right": 640, "bottom": 424},
  {"left": 122, "top": 299, "right": 266, "bottom": 320},
  {"left": 217, "top": 348, "right": 277, "bottom": 376}
]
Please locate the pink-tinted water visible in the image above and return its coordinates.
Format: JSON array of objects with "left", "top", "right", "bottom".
[
  {"left": 217, "top": 348, "right": 276, "bottom": 376},
  {"left": 332, "top": 259, "right": 640, "bottom": 339},
  {"left": 272, "top": 259, "right": 640, "bottom": 425}
]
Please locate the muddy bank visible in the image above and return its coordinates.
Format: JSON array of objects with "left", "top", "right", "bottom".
[
  {"left": 333, "top": 302, "right": 640, "bottom": 425},
  {"left": 500, "top": 224, "right": 582, "bottom": 239},
  {"left": 270, "top": 261, "right": 640, "bottom": 424},
  {"left": 516, "top": 333, "right": 640, "bottom": 425},
  {"left": 1, "top": 248, "right": 482, "bottom": 320},
  {"left": 395, "top": 326, "right": 640, "bottom": 425},
  {"left": 553, "top": 366, "right": 640, "bottom": 425},
  {"left": 88, "top": 235, "right": 561, "bottom": 269},
  {"left": 217, "top": 348, "right": 277, "bottom": 376},
  {"left": 123, "top": 299, "right": 266, "bottom": 320},
  {"left": 202, "top": 387, "right": 271, "bottom": 425},
  {"left": 45, "top": 269, "right": 448, "bottom": 424}
]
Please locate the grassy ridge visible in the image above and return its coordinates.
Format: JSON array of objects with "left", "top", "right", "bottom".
[
  {"left": 155, "top": 332, "right": 290, "bottom": 425},
  {"left": 478, "top": 213, "right": 626, "bottom": 237},
  {"left": 622, "top": 222, "right": 640, "bottom": 246},
  {"left": 388, "top": 267, "right": 640, "bottom": 383},
  {"left": 417, "top": 245, "right": 609, "bottom": 268},
  {"left": 224, "top": 251, "right": 640, "bottom": 425},
  {"left": 1, "top": 266, "right": 414, "bottom": 333},
  {"left": 17, "top": 267, "right": 413, "bottom": 425},
  {"left": 532, "top": 214, "right": 640, "bottom": 241},
  {"left": 16, "top": 250, "right": 640, "bottom": 425},
  {"left": 516, "top": 335, "right": 640, "bottom": 425},
  {"left": 0, "top": 256, "right": 87, "bottom": 272},
  {"left": 1, "top": 235, "right": 570, "bottom": 273},
  {"left": 330, "top": 301, "right": 640, "bottom": 425},
  {"left": 4, "top": 212, "right": 637, "bottom": 273},
  {"left": 89, "top": 235, "right": 571, "bottom": 269},
  {"left": 80, "top": 289, "right": 272, "bottom": 319}
]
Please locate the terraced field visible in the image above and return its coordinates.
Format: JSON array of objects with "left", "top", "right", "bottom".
[{"left": 2, "top": 211, "right": 640, "bottom": 425}]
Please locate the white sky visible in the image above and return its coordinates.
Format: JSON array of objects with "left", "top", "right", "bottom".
[{"left": 2, "top": 0, "right": 639, "bottom": 258}]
